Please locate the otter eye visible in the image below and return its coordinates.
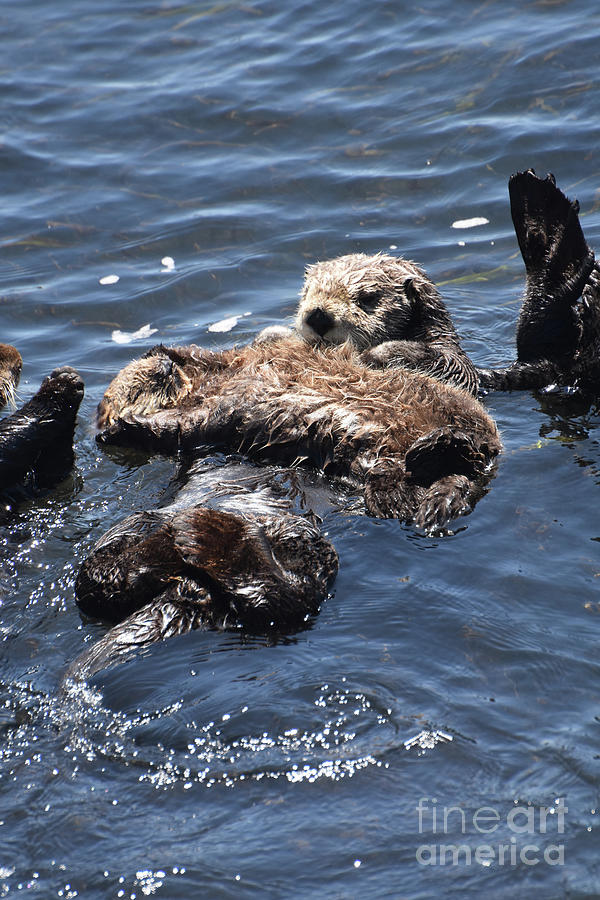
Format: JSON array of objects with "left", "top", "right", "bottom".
[{"left": 356, "top": 290, "right": 382, "bottom": 313}]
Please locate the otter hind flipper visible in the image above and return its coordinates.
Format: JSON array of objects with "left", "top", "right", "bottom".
[
  {"left": 0, "top": 366, "right": 84, "bottom": 493},
  {"left": 510, "top": 169, "right": 595, "bottom": 364},
  {"left": 509, "top": 169, "right": 594, "bottom": 294}
]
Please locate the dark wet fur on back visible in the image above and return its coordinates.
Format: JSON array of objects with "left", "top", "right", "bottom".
[{"left": 67, "top": 462, "right": 338, "bottom": 681}]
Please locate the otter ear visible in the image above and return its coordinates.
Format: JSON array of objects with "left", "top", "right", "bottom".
[{"left": 403, "top": 277, "right": 420, "bottom": 304}]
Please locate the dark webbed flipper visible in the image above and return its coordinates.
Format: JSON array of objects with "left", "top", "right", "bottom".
[
  {"left": 0, "top": 366, "right": 84, "bottom": 493},
  {"left": 510, "top": 169, "right": 595, "bottom": 365},
  {"left": 479, "top": 170, "right": 597, "bottom": 393}
]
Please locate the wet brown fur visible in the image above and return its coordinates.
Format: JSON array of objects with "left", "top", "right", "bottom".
[
  {"left": 67, "top": 461, "right": 339, "bottom": 680},
  {"left": 0, "top": 343, "right": 23, "bottom": 410},
  {"left": 97, "top": 337, "right": 501, "bottom": 521}
]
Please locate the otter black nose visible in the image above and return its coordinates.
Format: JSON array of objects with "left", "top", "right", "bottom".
[{"left": 305, "top": 307, "right": 335, "bottom": 337}]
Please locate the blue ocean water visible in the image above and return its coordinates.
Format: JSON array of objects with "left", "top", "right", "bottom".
[{"left": 1, "top": 1, "right": 599, "bottom": 896}]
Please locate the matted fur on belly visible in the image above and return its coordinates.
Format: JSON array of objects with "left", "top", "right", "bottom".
[{"left": 98, "top": 337, "right": 501, "bottom": 493}]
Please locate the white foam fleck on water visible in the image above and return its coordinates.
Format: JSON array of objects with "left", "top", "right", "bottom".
[
  {"left": 451, "top": 216, "right": 489, "bottom": 229},
  {"left": 208, "top": 311, "right": 251, "bottom": 333},
  {"left": 111, "top": 324, "right": 158, "bottom": 344}
]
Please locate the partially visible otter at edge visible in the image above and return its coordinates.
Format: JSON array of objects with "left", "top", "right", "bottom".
[
  {"left": 0, "top": 343, "right": 84, "bottom": 505},
  {"left": 68, "top": 170, "right": 600, "bottom": 680}
]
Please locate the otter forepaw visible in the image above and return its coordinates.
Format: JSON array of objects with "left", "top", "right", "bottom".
[
  {"left": 413, "top": 474, "right": 472, "bottom": 531},
  {"left": 364, "top": 464, "right": 420, "bottom": 520},
  {"left": 360, "top": 340, "right": 430, "bottom": 369},
  {"left": 254, "top": 325, "right": 295, "bottom": 344},
  {"left": 405, "top": 427, "right": 485, "bottom": 484},
  {"left": 96, "top": 415, "right": 147, "bottom": 447},
  {"left": 96, "top": 412, "right": 180, "bottom": 454}
]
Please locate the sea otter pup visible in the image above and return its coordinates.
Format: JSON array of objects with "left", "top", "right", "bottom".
[
  {"left": 258, "top": 252, "right": 481, "bottom": 396},
  {"left": 0, "top": 343, "right": 84, "bottom": 498}
]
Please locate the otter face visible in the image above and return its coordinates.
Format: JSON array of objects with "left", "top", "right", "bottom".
[
  {"left": 0, "top": 343, "right": 23, "bottom": 410},
  {"left": 296, "top": 253, "right": 429, "bottom": 350},
  {"left": 97, "top": 352, "right": 192, "bottom": 429}
]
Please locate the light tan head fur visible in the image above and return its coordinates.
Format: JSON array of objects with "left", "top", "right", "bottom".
[{"left": 296, "top": 253, "right": 439, "bottom": 350}]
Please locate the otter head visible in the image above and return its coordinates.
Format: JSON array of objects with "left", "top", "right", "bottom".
[
  {"left": 97, "top": 347, "right": 193, "bottom": 429},
  {"left": 295, "top": 253, "right": 434, "bottom": 350},
  {"left": 0, "top": 343, "right": 23, "bottom": 410}
]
